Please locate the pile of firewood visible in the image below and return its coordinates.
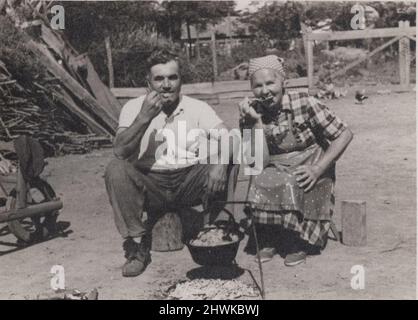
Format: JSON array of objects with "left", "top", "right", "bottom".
[
  {"left": 0, "top": 0, "right": 120, "bottom": 156},
  {"left": 0, "top": 61, "right": 112, "bottom": 156}
]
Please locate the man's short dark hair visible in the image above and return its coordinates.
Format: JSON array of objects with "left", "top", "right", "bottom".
[{"left": 146, "top": 48, "right": 180, "bottom": 73}]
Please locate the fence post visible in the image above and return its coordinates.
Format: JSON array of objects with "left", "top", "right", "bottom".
[
  {"left": 104, "top": 36, "right": 114, "bottom": 88},
  {"left": 398, "top": 21, "right": 410, "bottom": 89},
  {"left": 300, "top": 22, "right": 313, "bottom": 90},
  {"left": 301, "top": 23, "right": 314, "bottom": 91},
  {"left": 196, "top": 27, "right": 201, "bottom": 60},
  {"left": 210, "top": 25, "right": 218, "bottom": 81},
  {"left": 404, "top": 21, "right": 411, "bottom": 87},
  {"left": 307, "top": 38, "right": 314, "bottom": 90}
]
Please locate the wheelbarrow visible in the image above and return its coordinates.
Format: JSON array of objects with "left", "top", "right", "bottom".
[{"left": 0, "top": 136, "right": 63, "bottom": 244}]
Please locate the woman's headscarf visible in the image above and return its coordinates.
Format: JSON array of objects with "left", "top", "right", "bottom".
[{"left": 248, "top": 55, "right": 285, "bottom": 78}]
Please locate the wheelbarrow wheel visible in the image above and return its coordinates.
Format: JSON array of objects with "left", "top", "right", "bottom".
[{"left": 6, "top": 178, "right": 60, "bottom": 243}]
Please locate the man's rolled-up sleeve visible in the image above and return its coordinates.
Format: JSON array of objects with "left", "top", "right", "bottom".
[{"left": 118, "top": 97, "right": 144, "bottom": 129}]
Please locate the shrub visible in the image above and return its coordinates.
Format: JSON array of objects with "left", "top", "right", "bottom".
[{"left": 0, "top": 16, "right": 46, "bottom": 88}]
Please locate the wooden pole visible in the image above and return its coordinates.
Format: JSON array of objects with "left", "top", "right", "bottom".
[
  {"left": 104, "top": 36, "right": 114, "bottom": 88},
  {"left": 403, "top": 21, "right": 411, "bottom": 87},
  {"left": 196, "top": 26, "right": 201, "bottom": 60},
  {"left": 307, "top": 39, "right": 314, "bottom": 90},
  {"left": 16, "top": 169, "right": 27, "bottom": 209},
  {"left": 210, "top": 25, "right": 218, "bottom": 81},
  {"left": 399, "top": 21, "right": 407, "bottom": 88},
  {"left": 301, "top": 23, "right": 314, "bottom": 90},
  {"left": 226, "top": 11, "right": 232, "bottom": 57},
  {"left": 341, "top": 200, "right": 367, "bottom": 246},
  {"left": 0, "top": 199, "right": 63, "bottom": 223},
  {"left": 186, "top": 20, "right": 193, "bottom": 59}
]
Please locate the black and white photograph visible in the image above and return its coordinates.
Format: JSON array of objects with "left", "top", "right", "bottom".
[{"left": 0, "top": 0, "right": 416, "bottom": 302}]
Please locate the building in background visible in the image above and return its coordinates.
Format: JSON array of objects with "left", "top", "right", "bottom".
[{"left": 181, "top": 16, "right": 253, "bottom": 57}]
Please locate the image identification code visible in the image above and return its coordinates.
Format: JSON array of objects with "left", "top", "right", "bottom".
[{"left": 159, "top": 304, "right": 259, "bottom": 317}]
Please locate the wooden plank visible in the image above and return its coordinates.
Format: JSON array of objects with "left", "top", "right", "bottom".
[
  {"left": 28, "top": 40, "right": 118, "bottom": 134},
  {"left": 111, "top": 87, "right": 148, "bottom": 98},
  {"left": 41, "top": 22, "right": 121, "bottom": 115},
  {"left": 40, "top": 23, "right": 66, "bottom": 59},
  {"left": 406, "top": 35, "right": 416, "bottom": 42},
  {"left": 51, "top": 87, "right": 114, "bottom": 137},
  {"left": 213, "top": 81, "right": 250, "bottom": 93},
  {"left": 341, "top": 200, "right": 367, "bottom": 246},
  {"left": 81, "top": 55, "right": 121, "bottom": 118},
  {"left": 112, "top": 78, "right": 312, "bottom": 100},
  {"left": 307, "top": 26, "right": 416, "bottom": 41},
  {"left": 331, "top": 36, "right": 402, "bottom": 80},
  {"left": 285, "top": 77, "right": 308, "bottom": 88}
]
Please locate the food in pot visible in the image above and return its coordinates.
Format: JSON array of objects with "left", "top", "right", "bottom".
[{"left": 190, "top": 227, "right": 239, "bottom": 247}]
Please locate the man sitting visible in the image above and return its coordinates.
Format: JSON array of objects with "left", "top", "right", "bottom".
[{"left": 105, "top": 48, "right": 236, "bottom": 277}]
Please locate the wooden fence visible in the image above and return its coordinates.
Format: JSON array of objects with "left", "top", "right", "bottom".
[
  {"left": 302, "top": 21, "right": 416, "bottom": 91},
  {"left": 111, "top": 77, "right": 312, "bottom": 105}
]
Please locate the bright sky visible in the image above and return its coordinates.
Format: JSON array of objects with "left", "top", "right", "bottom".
[{"left": 234, "top": 0, "right": 264, "bottom": 12}]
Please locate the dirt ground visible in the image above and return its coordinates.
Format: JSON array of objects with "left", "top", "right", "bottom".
[{"left": 0, "top": 87, "right": 416, "bottom": 300}]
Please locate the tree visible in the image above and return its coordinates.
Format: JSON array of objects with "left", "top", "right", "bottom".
[
  {"left": 61, "top": 1, "right": 161, "bottom": 52},
  {"left": 158, "top": 1, "right": 236, "bottom": 56},
  {"left": 240, "top": 1, "right": 304, "bottom": 45}
]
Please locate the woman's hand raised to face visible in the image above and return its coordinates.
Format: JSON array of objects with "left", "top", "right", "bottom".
[{"left": 238, "top": 97, "right": 262, "bottom": 123}]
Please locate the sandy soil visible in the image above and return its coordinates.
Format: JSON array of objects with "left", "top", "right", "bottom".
[{"left": 0, "top": 87, "right": 416, "bottom": 300}]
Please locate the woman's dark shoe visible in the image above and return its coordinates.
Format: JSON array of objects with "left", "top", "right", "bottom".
[
  {"left": 284, "top": 237, "right": 308, "bottom": 267},
  {"left": 284, "top": 250, "right": 306, "bottom": 266},
  {"left": 122, "top": 238, "right": 151, "bottom": 277}
]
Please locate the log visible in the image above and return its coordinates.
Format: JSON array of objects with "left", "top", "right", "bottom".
[
  {"left": 341, "top": 200, "right": 367, "bottom": 246},
  {"left": 151, "top": 212, "right": 184, "bottom": 252}
]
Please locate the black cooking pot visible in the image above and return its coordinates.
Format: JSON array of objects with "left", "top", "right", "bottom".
[{"left": 186, "top": 220, "right": 244, "bottom": 266}]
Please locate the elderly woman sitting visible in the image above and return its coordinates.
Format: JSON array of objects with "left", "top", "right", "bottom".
[{"left": 239, "top": 55, "right": 353, "bottom": 266}]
